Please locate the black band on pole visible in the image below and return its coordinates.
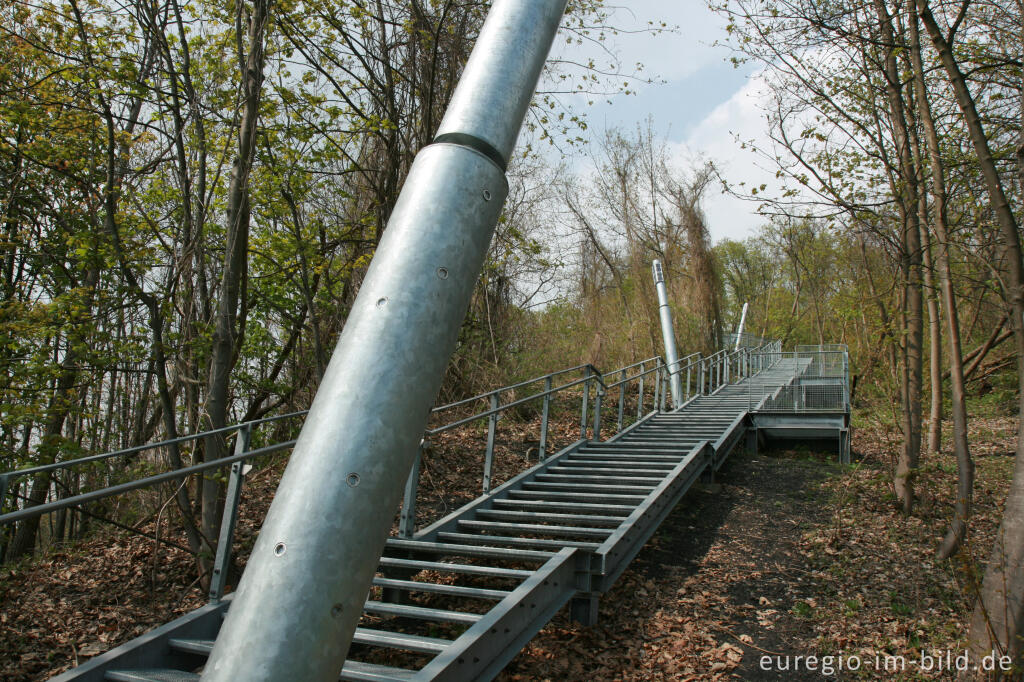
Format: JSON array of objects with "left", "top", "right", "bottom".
[{"left": 432, "top": 132, "right": 508, "bottom": 172}]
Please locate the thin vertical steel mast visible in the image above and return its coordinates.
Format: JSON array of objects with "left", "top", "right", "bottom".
[
  {"left": 201, "top": 2, "right": 569, "bottom": 679},
  {"left": 735, "top": 301, "right": 749, "bottom": 350},
  {"left": 652, "top": 260, "right": 683, "bottom": 407}
]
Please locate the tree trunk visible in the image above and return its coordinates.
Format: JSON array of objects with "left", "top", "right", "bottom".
[
  {"left": 873, "top": 0, "right": 923, "bottom": 514},
  {"left": 919, "top": 0, "right": 1024, "bottom": 664},
  {"left": 914, "top": 157, "right": 942, "bottom": 455},
  {"left": 203, "top": 0, "right": 271, "bottom": 562},
  {"left": 909, "top": 5, "right": 972, "bottom": 560}
]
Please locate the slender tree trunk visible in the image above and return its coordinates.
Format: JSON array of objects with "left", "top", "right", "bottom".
[
  {"left": 919, "top": 0, "right": 1024, "bottom": 664},
  {"left": 909, "top": 7, "right": 972, "bottom": 560},
  {"left": 910, "top": 123, "right": 943, "bottom": 455},
  {"left": 203, "top": 0, "right": 271, "bottom": 559},
  {"left": 874, "top": 0, "right": 923, "bottom": 514}
]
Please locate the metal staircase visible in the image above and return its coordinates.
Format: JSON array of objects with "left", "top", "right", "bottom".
[{"left": 44, "top": 354, "right": 826, "bottom": 682}]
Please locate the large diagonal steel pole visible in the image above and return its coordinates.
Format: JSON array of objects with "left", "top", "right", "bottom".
[{"left": 202, "top": 2, "right": 568, "bottom": 679}]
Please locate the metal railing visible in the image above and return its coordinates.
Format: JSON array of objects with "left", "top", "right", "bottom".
[
  {"left": 747, "top": 346, "right": 850, "bottom": 414},
  {"left": 1, "top": 336, "right": 792, "bottom": 609},
  {"left": 0, "top": 355, "right": 682, "bottom": 599},
  {"left": 0, "top": 411, "right": 307, "bottom": 602}
]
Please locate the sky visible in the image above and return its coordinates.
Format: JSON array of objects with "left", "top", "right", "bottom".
[{"left": 548, "top": 0, "right": 775, "bottom": 243}]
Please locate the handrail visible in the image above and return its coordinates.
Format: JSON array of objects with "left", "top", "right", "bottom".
[
  {"left": 432, "top": 363, "right": 593, "bottom": 412},
  {"left": 0, "top": 358, "right": 650, "bottom": 523},
  {"left": 0, "top": 439, "right": 296, "bottom": 525},
  {"left": 665, "top": 353, "right": 701, "bottom": 378},
  {"left": 428, "top": 371, "right": 597, "bottom": 435},
  {"left": 0, "top": 409, "right": 308, "bottom": 482}
]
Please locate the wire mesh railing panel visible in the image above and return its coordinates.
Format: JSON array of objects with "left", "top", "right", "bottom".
[{"left": 750, "top": 383, "right": 848, "bottom": 413}]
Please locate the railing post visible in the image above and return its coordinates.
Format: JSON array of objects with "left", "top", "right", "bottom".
[
  {"left": 484, "top": 392, "right": 499, "bottom": 493},
  {"left": 580, "top": 366, "right": 591, "bottom": 439},
  {"left": 399, "top": 444, "right": 423, "bottom": 537},
  {"left": 539, "top": 376, "right": 552, "bottom": 460},
  {"left": 209, "top": 424, "right": 251, "bottom": 604},
  {"left": 652, "top": 362, "right": 661, "bottom": 412},
  {"left": 593, "top": 384, "right": 603, "bottom": 441},
  {"left": 616, "top": 369, "right": 626, "bottom": 432},
  {"left": 0, "top": 473, "right": 9, "bottom": 514},
  {"left": 686, "top": 365, "right": 691, "bottom": 401},
  {"left": 637, "top": 365, "right": 645, "bottom": 419},
  {"left": 659, "top": 369, "right": 668, "bottom": 412}
]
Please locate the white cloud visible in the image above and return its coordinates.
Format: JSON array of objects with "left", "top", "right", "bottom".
[{"left": 679, "top": 72, "right": 778, "bottom": 243}]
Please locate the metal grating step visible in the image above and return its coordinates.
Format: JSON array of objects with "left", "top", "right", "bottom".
[
  {"left": 458, "top": 520, "right": 614, "bottom": 538},
  {"left": 475, "top": 509, "right": 623, "bottom": 526},
  {"left": 377, "top": 557, "right": 531, "bottom": 579},
  {"left": 371, "top": 578, "right": 509, "bottom": 601},
  {"left": 437, "top": 531, "right": 601, "bottom": 550}
]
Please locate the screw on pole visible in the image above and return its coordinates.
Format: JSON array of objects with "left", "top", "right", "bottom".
[
  {"left": 539, "top": 376, "right": 552, "bottom": 460},
  {"left": 484, "top": 392, "right": 499, "bottom": 494},
  {"left": 209, "top": 424, "right": 251, "bottom": 604},
  {"left": 399, "top": 445, "right": 423, "bottom": 538}
]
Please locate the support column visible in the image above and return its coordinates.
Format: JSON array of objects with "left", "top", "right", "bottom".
[{"left": 201, "top": 2, "right": 569, "bottom": 679}]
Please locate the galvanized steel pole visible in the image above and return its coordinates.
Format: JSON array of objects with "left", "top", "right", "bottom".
[
  {"left": 652, "top": 260, "right": 684, "bottom": 407},
  {"left": 201, "top": 2, "right": 568, "bottom": 679},
  {"left": 735, "top": 302, "right": 749, "bottom": 350}
]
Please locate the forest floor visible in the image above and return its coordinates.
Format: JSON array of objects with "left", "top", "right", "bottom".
[{"left": 0, "top": 413, "right": 1018, "bottom": 680}]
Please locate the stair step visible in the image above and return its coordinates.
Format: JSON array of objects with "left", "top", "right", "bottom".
[
  {"left": 384, "top": 538, "right": 553, "bottom": 561},
  {"left": 562, "top": 459, "right": 676, "bottom": 469},
  {"left": 377, "top": 557, "right": 531, "bottom": 579},
  {"left": 575, "top": 450, "right": 690, "bottom": 458},
  {"left": 458, "top": 520, "right": 614, "bottom": 538},
  {"left": 363, "top": 600, "right": 482, "bottom": 624},
  {"left": 340, "top": 660, "right": 419, "bottom": 681},
  {"left": 476, "top": 509, "right": 623, "bottom": 526},
  {"left": 490, "top": 499, "right": 634, "bottom": 514},
  {"left": 106, "top": 672, "right": 197, "bottom": 682},
  {"left": 167, "top": 628, "right": 454, "bottom": 658},
  {"left": 596, "top": 444, "right": 695, "bottom": 453},
  {"left": 372, "top": 577, "right": 509, "bottom": 600},
  {"left": 507, "top": 490, "right": 647, "bottom": 502},
  {"left": 547, "top": 466, "right": 668, "bottom": 477},
  {"left": 438, "top": 532, "right": 600, "bottom": 550},
  {"left": 535, "top": 474, "right": 663, "bottom": 485},
  {"left": 522, "top": 481, "right": 656, "bottom": 493},
  {"left": 353, "top": 627, "right": 453, "bottom": 654}
]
